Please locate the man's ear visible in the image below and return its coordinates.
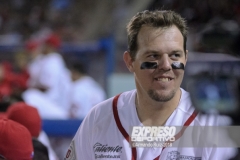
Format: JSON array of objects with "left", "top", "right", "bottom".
[{"left": 123, "top": 51, "right": 134, "bottom": 72}]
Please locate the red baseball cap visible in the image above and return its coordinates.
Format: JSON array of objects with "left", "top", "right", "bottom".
[
  {"left": 25, "top": 40, "right": 40, "bottom": 52},
  {"left": 0, "top": 118, "right": 34, "bottom": 160},
  {"left": 44, "top": 34, "right": 61, "bottom": 49},
  {"left": 0, "top": 112, "right": 7, "bottom": 119},
  {"left": 7, "top": 102, "right": 42, "bottom": 137}
]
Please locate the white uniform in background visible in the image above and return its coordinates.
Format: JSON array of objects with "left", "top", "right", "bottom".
[
  {"left": 27, "top": 54, "right": 44, "bottom": 88},
  {"left": 70, "top": 76, "right": 106, "bottom": 119},
  {"left": 22, "top": 88, "right": 69, "bottom": 119},
  {"left": 37, "top": 52, "right": 71, "bottom": 110},
  {"left": 65, "top": 89, "right": 236, "bottom": 160},
  {"left": 23, "top": 52, "right": 71, "bottom": 119}
]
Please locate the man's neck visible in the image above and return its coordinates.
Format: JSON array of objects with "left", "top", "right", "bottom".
[{"left": 135, "top": 89, "right": 181, "bottom": 126}]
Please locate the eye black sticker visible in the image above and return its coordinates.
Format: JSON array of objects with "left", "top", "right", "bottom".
[
  {"left": 140, "top": 62, "right": 158, "bottom": 69},
  {"left": 140, "top": 61, "right": 185, "bottom": 70},
  {"left": 171, "top": 62, "right": 185, "bottom": 70}
]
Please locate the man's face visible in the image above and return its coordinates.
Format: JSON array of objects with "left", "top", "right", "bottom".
[{"left": 124, "top": 25, "right": 187, "bottom": 102}]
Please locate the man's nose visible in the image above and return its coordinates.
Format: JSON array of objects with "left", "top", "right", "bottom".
[{"left": 158, "top": 54, "right": 171, "bottom": 71}]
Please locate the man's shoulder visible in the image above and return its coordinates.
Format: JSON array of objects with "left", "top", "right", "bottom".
[{"left": 85, "top": 89, "right": 137, "bottom": 124}]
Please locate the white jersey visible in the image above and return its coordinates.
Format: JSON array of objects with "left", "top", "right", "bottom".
[
  {"left": 70, "top": 76, "right": 106, "bottom": 119},
  {"left": 27, "top": 54, "right": 44, "bottom": 88},
  {"left": 24, "top": 52, "right": 71, "bottom": 119},
  {"left": 38, "top": 52, "right": 71, "bottom": 110},
  {"left": 65, "top": 89, "right": 236, "bottom": 160}
]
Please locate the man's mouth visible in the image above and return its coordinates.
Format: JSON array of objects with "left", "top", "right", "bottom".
[{"left": 154, "top": 78, "right": 172, "bottom": 82}]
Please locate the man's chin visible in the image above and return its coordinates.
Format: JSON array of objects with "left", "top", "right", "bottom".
[{"left": 148, "top": 89, "right": 175, "bottom": 102}]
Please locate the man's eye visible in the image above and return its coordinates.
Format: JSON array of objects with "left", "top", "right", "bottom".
[
  {"left": 148, "top": 54, "right": 158, "bottom": 58},
  {"left": 170, "top": 54, "right": 180, "bottom": 58}
]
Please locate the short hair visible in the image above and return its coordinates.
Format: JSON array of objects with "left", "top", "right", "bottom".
[{"left": 126, "top": 10, "right": 188, "bottom": 60}]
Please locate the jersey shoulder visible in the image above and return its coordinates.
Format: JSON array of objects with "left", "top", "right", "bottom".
[{"left": 85, "top": 89, "right": 137, "bottom": 126}]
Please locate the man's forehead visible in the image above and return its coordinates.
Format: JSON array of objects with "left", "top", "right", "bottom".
[
  {"left": 138, "top": 25, "right": 166, "bottom": 40},
  {"left": 138, "top": 25, "right": 183, "bottom": 43}
]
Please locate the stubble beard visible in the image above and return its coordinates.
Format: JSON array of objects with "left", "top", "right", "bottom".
[{"left": 148, "top": 89, "right": 175, "bottom": 102}]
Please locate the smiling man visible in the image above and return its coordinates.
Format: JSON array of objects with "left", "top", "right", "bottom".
[
  {"left": 124, "top": 23, "right": 187, "bottom": 127},
  {"left": 65, "top": 10, "right": 236, "bottom": 160}
]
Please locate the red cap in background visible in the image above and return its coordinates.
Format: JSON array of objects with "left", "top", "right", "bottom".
[
  {"left": 7, "top": 102, "right": 42, "bottom": 137},
  {"left": 25, "top": 40, "right": 40, "bottom": 52},
  {"left": 44, "top": 34, "right": 61, "bottom": 49},
  {"left": 0, "top": 118, "right": 34, "bottom": 160}
]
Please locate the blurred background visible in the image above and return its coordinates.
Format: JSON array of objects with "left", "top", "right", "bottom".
[
  {"left": 0, "top": 0, "right": 240, "bottom": 95},
  {"left": 0, "top": 0, "right": 240, "bottom": 159}
]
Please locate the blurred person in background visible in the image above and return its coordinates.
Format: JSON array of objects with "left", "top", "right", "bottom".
[
  {"left": 11, "top": 51, "right": 30, "bottom": 101},
  {"left": 22, "top": 34, "right": 71, "bottom": 119},
  {"left": 39, "top": 33, "right": 71, "bottom": 110},
  {"left": 0, "top": 59, "right": 28, "bottom": 104},
  {"left": 0, "top": 118, "right": 34, "bottom": 160},
  {"left": 0, "top": 62, "right": 12, "bottom": 105},
  {"left": 68, "top": 61, "right": 106, "bottom": 119},
  {"left": 7, "top": 101, "right": 59, "bottom": 160},
  {"left": 25, "top": 39, "right": 44, "bottom": 89}
]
